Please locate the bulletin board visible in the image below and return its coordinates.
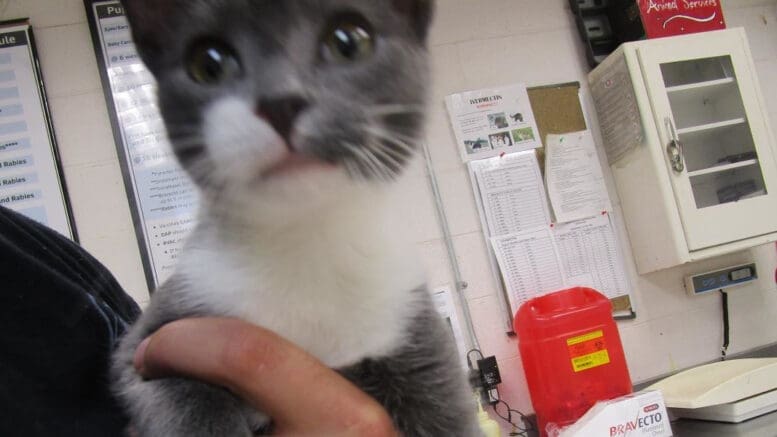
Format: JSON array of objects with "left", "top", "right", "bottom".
[
  {"left": 448, "top": 82, "right": 636, "bottom": 333},
  {"left": 529, "top": 82, "right": 633, "bottom": 315},
  {"left": 0, "top": 19, "right": 77, "bottom": 240},
  {"left": 527, "top": 82, "right": 588, "bottom": 165}
]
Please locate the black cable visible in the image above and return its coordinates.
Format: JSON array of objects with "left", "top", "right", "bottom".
[
  {"left": 721, "top": 289, "right": 729, "bottom": 361},
  {"left": 493, "top": 399, "right": 534, "bottom": 436}
]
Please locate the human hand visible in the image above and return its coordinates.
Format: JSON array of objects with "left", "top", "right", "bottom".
[{"left": 133, "top": 318, "right": 397, "bottom": 436}]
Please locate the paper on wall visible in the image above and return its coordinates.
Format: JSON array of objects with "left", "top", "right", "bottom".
[
  {"left": 589, "top": 56, "right": 644, "bottom": 164},
  {"left": 491, "top": 226, "right": 565, "bottom": 314},
  {"left": 555, "top": 213, "right": 630, "bottom": 303},
  {"left": 431, "top": 287, "right": 469, "bottom": 368},
  {"left": 545, "top": 131, "right": 611, "bottom": 223},
  {"left": 491, "top": 214, "right": 630, "bottom": 314},
  {"left": 470, "top": 151, "right": 551, "bottom": 237},
  {"left": 446, "top": 84, "right": 541, "bottom": 162}
]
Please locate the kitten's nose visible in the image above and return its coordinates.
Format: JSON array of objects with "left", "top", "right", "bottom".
[{"left": 256, "top": 96, "right": 309, "bottom": 144}]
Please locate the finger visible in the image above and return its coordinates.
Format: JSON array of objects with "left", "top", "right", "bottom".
[{"left": 134, "top": 318, "right": 396, "bottom": 436}]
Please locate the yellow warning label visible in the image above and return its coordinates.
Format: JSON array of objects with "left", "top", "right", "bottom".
[
  {"left": 567, "top": 330, "right": 603, "bottom": 346},
  {"left": 571, "top": 350, "right": 611, "bottom": 372},
  {"left": 567, "top": 330, "right": 610, "bottom": 372}
]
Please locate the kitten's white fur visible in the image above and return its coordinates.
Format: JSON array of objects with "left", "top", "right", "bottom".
[{"left": 177, "top": 96, "right": 426, "bottom": 368}]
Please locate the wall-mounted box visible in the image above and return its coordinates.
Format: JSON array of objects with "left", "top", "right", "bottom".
[
  {"left": 569, "top": 0, "right": 645, "bottom": 67},
  {"left": 589, "top": 29, "right": 777, "bottom": 274}
]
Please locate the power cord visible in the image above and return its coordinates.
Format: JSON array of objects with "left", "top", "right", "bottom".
[
  {"left": 720, "top": 289, "right": 729, "bottom": 361},
  {"left": 492, "top": 399, "right": 534, "bottom": 436},
  {"left": 468, "top": 348, "right": 534, "bottom": 436}
]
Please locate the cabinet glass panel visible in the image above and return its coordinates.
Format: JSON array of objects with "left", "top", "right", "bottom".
[{"left": 660, "top": 55, "right": 766, "bottom": 208}]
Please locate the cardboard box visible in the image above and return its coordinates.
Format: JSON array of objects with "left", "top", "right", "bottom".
[{"left": 548, "top": 390, "right": 673, "bottom": 437}]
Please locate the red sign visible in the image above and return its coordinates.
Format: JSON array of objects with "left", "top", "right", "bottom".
[{"left": 639, "top": 0, "right": 726, "bottom": 38}]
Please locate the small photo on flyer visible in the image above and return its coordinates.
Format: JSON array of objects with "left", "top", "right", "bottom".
[
  {"left": 464, "top": 137, "right": 491, "bottom": 155},
  {"left": 488, "top": 132, "right": 513, "bottom": 150}
]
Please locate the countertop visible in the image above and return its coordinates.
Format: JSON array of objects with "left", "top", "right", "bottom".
[{"left": 522, "top": 343, "right": 777, "bottom": 436}]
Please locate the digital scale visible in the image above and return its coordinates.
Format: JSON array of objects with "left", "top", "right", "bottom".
[{"left": 648, "top": 358, "right": 777, "bottom": 424}]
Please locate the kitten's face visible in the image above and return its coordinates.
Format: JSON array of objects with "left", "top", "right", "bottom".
[{"left": 121, "top": 0, "right": 433, "bottom": 211}]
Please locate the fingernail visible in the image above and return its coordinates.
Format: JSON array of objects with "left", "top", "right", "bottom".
[{"left": 133, "top": 337, "right": 150, "bottom": 374}]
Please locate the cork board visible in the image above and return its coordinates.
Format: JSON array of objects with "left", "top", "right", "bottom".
[
  {"left": 527, "top": 82, "right": 587, "bottom": 169},
  {"left": 527, "top": 82, "right": 635, "bottom": 319}
]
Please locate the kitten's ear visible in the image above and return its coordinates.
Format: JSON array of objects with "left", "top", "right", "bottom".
[
  {"left": 393, "top": 0, "right": 434, "bottom": 42},
  {"left": 119, "top": 0, "right": 180, "bottom": 73}
]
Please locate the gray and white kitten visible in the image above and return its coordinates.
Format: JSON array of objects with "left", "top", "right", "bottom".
[{"left": 112, "top": 0, "right": 480, "bottom": 435}]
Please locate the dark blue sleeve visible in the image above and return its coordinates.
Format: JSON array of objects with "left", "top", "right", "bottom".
[{"left": 0, "top": 205, "right": 141, "bottom": 437}]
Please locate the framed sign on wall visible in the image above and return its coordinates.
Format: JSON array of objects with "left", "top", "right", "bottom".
[
  {"left": 84, "top": 1, "right": 199, "bottom": 291},
  {"left": 0, "top": 19, "right": 76, "bottom": 240}
]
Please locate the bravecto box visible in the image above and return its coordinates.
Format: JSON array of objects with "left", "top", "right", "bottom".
[{"left": 548, "top": 390, "right": 673, "bottom": 437}]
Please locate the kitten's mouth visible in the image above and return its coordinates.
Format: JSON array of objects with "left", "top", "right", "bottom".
[{"left": 261, "top": 152, "right": 334, "bottom": 179}]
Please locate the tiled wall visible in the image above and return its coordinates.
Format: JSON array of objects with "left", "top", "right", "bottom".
[
  {"left": 422, "top": 0, "right": 777, "bottom": 421},
  {"left": 3, "top": 0, "right": 777, "bottom": 430}
]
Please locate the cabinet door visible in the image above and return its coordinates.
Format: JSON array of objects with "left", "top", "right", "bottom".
[{"left": 637, "top": 29, "right": 777, "bottom": 251}]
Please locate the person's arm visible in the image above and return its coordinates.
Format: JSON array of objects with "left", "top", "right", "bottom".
[{"left": 133, "top": 317, "right": 397, "bottom": 436}]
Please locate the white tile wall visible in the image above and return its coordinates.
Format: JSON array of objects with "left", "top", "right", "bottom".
[
  {"left": 424, "top": 0, "right": 777, "bottom": 430},
  {"left": 4, "top": 0, "right": 777, "bottom": 431}
]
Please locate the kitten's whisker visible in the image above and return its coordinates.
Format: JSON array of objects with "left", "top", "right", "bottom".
[
  {"left": 345, "top": 143, "right": 385, "bottom": 181},
  {"left": 361, "top": 144, "right": 396, "bottom": 181},
  {"left": 365, "top": 141, "right": 402, "bottom": 176},
  {"left": 363, "top": 126, "right": 417, "bottom": 156},
  {"left": 365, "top": 104, "right": 424, "bottom": 117}
]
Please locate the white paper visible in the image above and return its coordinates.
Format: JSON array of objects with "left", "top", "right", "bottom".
[
  {"left": 93, "top": 2, "right": 199, "bottom": 285},
  {"left": 446, "top": 84, "right": 541, "bottom": 162},
  {"left": 491, "top": 214, "right": 631, "bottom": 313},
  {"left": 554, "top": 214, "right": 630, "bottom": 302},
  {"left": 470, "top": 151, "right": 551, "bottom": 237},
  {"left": 589, "top": 56, "right": 644, "bottom": 164},
  {"left": 431, "top": 287, "right": 469, "bottom": 368},
  {"left": 0, "top": 23, "right": 73, "bottom": 238},
  {"left": 491, "top": 226, "right": 565, "bottom": 314},
  {"left": 545, "top": 131, "right": 611, "bottom": 223}
]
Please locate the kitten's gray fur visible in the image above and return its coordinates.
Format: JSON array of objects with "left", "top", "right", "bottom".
[{"left": 112, "top": 1, "right": 480, "bottom": 436}]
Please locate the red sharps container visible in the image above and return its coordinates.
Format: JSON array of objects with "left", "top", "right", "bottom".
[{"left": 514, "top": 287, "right": 632, "bottom": 436}]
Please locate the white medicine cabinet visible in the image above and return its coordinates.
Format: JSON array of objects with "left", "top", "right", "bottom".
[{"left": 590, "top": 28, "right": 777, "bottom": 274}]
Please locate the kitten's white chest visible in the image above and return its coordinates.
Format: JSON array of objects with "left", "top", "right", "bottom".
[{"left": 177, "top": 194, "right": 425, "bottom": 368}]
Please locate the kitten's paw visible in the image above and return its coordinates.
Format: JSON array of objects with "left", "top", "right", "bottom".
[{"left": 122, "top": 378, "right": 262, "bottom": 437}]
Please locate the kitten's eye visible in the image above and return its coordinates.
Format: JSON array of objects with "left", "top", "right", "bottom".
[
  {"left": 322, "top": 14, "right": 375, "bottom": 62},
  {"left": 186, "top": 40, "right": 242, "bottom": 84}
]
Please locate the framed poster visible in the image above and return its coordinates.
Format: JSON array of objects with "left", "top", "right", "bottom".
[
  {"left": 84, "top": 1, "right": 199, "bottom": 290},
  {"left": 0, "top": 20, "right": 76, "bottom": 240}
]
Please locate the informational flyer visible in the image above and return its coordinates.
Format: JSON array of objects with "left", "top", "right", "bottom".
[
  {"left": 86, "top": 1, "right": 199, "bottom": 288},
  {"left": 0, "top": 21, "right": 74, "bottom": 239},
  {"left": 545, "top": 131, "right": 611, "bottom": 223},
  {"left": 589, "top": 57, "right": 643, "bottom": 164},
  {"left": 446, "top": 84, "right": 541, "bottom": 162}
]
